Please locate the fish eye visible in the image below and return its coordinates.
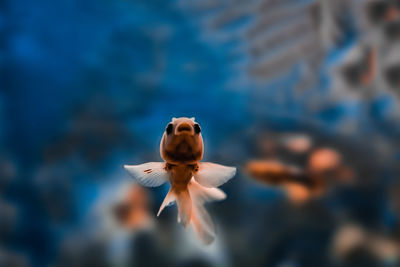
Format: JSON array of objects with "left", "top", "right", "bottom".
[
  {"left": 194, "top": 123, "right": 201, "bottom": 134},
  {"left": 166, "top": 123, "right": 173, "bottom": 134}
]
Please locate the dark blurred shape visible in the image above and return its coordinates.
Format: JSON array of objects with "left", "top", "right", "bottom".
[
  {"left": 130, "top": 232, "right": 171, "bottom": 267},
  {"left": 0, "top": 155, "right": 16, "bottom": 192},
  {"left": 179, "top": 258, "right": 213, "bottom": 267},
  {"left": 384, "top": 19, "right": 400, "bottom": 40},
  {"left": 0, "top": 200, "right": 17, "bottom": 239},
  {"left": 367, "top": 1, "right": 391, "bottom": 23},
  {"left": 341, "top": 47, "right": 376, "bottom": 87},
  {"left": 385, "top": 64, "right": 400, "bottom": 87},
  {"left": 332, "top": 224, "right": 400, "bottom": 266},
  {"left": 56, "top": 234, "right": 109, "bottom": 267},
  {"left": 0, "top": 249, "right": 30, "bottom": 267}
]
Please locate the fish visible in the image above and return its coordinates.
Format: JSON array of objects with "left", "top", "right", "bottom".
[
  {"left": 124, "top": 117, "right": 236, "bottom": 244},
  {"left": 112, "top": 184, "right": 151, "bottom": 230},
  {"left": 245, "top": 159, "right": 324, "bottom": 204},
  {"left": 245, "top": 147, "right": 353, "bottom": 204}
]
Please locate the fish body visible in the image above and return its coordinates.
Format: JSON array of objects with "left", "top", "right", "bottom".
[
  {"left": 124, "top": 117, "right": 236, "bottom": 244},
  {"left": 245, "top": 160, "right": 325, "bottom": 204},
  {"left": 112, "top": 185, "right": 151, "bottom": 230},
  {"left": 245, "top": 147, "right": 351, "bottom": 204}
]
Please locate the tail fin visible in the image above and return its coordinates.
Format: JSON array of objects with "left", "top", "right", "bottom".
[
  {"left": 188, "top": 179, "right": 226, "bottom": 244},
  {"left": 157, "top": 179, "right": 226, "bottom": 245},
  {"left": 157, "top": 188, "right": 175, "bottom": 217},
  {"left": 157, "top": 187, "right": 192, "bottom": 227},
  {"left": 175, "top": 189, "right": 192, "bottom": 227}
]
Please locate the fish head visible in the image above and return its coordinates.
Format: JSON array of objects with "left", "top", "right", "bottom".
[{"left": 160, "top": 117, "right": 203, "bottom": 164}]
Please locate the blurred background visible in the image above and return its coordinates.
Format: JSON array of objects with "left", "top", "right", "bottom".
[{"left": 2, "top": 0, "right": 400, "bottom": 266}]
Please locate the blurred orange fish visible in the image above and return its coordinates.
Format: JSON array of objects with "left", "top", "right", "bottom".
[
  {"left": 112, "top": 185, "right": 151, "bottom": 230},
  {"left": 245, "top": 147, "right": 355, "bottom": 204},
  {"left": 245, "top": 160, "right": 324, "bottom": 204},
  {"left": 124, "top": 117, "right": 236, "bottom": 244}
]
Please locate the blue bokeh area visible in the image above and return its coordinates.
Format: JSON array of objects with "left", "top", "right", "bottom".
[
  {"left": 2, "top": 0, "right": 400, "bottom": 266},
  {"left": 4, "top": 0, "right": 242, "bottom": 159}
]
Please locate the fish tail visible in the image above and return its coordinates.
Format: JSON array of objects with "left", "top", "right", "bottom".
[
  {"left": 188, "top": 179, "right": 226, "bottom": 245},
  {"left": 175, "top": 187, "right": 192, "bottom": 227},
  {"left": 158, "top": 186, "right": 192, "bottom": 227},
  {"left": 158, "top": 180, "right": 226, "bottom": 244},
  {"left": 157, "top": 188, "right": 175, "bottom": 217}
]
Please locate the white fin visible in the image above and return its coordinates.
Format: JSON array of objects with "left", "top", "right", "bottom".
[
  {"left": 191, "top": 203, "right": 215, "bottom": 245},
  {"left": 188, "top": 179, "right": 226, "bottom": 203},
  {"left": 194, "top": 162, "right": 236, "bottom": 188},
  {"left": 175, "top": 189, "right": 192, "bottom": 227},
  {"left": 188, "top": 179, "right": 226, "bottom": 244},
  {"left": 124, "top": 162, "right": 169, "bottom": 187},
  {"left": 157, "top": 188, "right": 175, "bottom": 217}
]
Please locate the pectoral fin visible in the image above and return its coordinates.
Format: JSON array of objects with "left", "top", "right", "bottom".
[
  {"left": 193, "top": 162, "right": 236, "bottom": 188},
  {"left": 124, "top": 162, "right": 169, "bottom": 187}
]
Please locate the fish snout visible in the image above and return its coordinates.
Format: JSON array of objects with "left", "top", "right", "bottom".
[{"left": 176, "top": 122, "right": 193, "bottom": 134}]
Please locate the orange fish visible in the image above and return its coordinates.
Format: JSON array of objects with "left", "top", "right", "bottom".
[
  {"left": 124, "top": 117, "right": 236, "bottom": 244},
  {"left": 245, "top": 147, "right": 355, "bottom": 204},
  {"left": 245, "top": 160, "right": 324, "bottom": 204},
  {"left": 112, "top": 185, "right": 151, "bottom": 230}
]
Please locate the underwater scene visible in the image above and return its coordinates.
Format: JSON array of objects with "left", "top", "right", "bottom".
[{"left": 2, "top": 0, "right": 400, "bottom": 266}]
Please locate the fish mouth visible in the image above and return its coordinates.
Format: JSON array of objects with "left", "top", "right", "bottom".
[{"left": 176, "top": 123, "right": 192, "bottom": 133}]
